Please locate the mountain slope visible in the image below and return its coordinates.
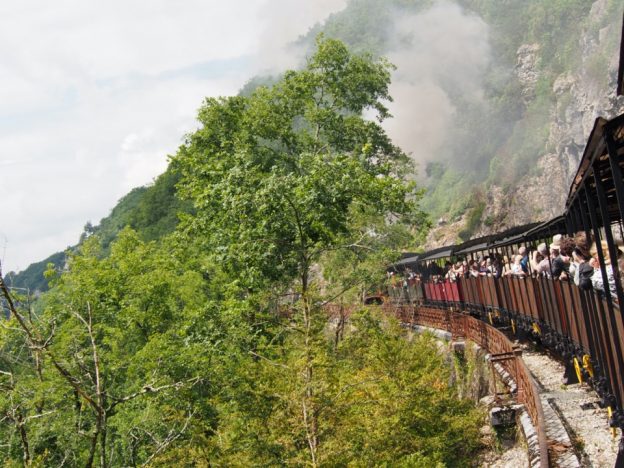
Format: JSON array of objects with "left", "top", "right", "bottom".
[{"left": 5, "top": 169, "right": 192, "bottom": 292}]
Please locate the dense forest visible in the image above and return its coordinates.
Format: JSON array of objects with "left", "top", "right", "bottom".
[{"left": 0, "top": 38, "right": 487, "bottom": 466}]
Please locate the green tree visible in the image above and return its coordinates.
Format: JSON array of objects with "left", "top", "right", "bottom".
[
  {"left": 173, "top": 36, "right": 428, "bottom": 465},
  {"left": 0, "top": 230, "right": 221, "bottom": 466}
]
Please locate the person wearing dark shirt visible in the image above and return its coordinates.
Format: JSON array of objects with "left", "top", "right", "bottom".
[
  {"left": 551, "top": 250, "right": 569, "bottom": 279},
  {"left": 572, "top": 247, "right": 593, "bottom": 290},
  {"left": 551, "top": 236, "right": 574, "bottom": 280}
]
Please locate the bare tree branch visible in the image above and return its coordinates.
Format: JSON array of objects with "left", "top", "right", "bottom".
[
  {"left": 141, "top": 410, "right": 196, "bottom": 467},
  {"left": 108, "top": 377, "right": 202, "bottom": 411}
]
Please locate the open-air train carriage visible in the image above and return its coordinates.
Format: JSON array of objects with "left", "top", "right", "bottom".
[{"left": 406, "top": 113, "right": 624, "bottom": 437}]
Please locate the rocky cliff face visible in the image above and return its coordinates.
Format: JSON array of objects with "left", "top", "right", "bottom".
[{"left": 426, "top": 0, "right": 624, "bottom": 247}]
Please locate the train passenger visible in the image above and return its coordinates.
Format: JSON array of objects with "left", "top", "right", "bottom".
[
  {"left": 455, "top": 261, "right": 465, "bottom": 279},
  {"left": 518, "top": 246, "right": 529, "bottom": 274},
  {"left": 491, "top": 254, "right": 504, "bottom": 278},
  {"left": 552, "top": 236, "right": 573, "bottom": 280},
  {"left": 590, "top": 241, "right": 617, "bottom": 299},
  {"left": 505, "top": 254, "right": 526, "bottom": 277},
  {"left": 571, "top": 246, "right": 593, "bottom": 290},
  {"left": 462, "top": 260, "right": 469, "bottom": 278},
  {"left": 574, "top": 231, "right": 592, "bottom": 251},
  {"left": 479, "top": 257, "right": 490, "bottom": 276},
  {"left": 502, "top": 255, "right": 512, "bottom": 276},
  {"left": 469, "top": 260, "right": 480, "bottom": 278},
  {"left": 444, "top": 261, "right": 456, "bottom": 282},
  {"left": 530, "top": 243, "right": 552, "bottom": 277}
]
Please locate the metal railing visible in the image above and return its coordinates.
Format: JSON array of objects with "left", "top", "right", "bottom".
[{"left": 383, "top": 304, "right": 550, "bottom": 468}]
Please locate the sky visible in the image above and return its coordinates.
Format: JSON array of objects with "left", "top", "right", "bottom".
[{"left": 0, "top": 0, "right": 348, "bottom": 273}]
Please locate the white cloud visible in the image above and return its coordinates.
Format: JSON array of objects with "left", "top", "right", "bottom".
[
  {"left": 0, "top": 0, "right": 349, "bottom": 273},
  {"left": 253, "top": 0, "right": 349, "bottom": 72}
]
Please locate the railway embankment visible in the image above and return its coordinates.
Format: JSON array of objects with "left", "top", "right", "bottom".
[
  {"left": 408, "top": 320, "right": 620, "bottom": 467},
  {"left": 522, "top": 348, "right": 620, "bottom": 467}
]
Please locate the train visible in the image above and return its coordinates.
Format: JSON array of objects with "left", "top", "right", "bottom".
[
  {"left": 382, "top": 14, "right": 624, "bottom": 446},
  {"left": 385, "top": 100, "right": 624, "bottom": 443}
]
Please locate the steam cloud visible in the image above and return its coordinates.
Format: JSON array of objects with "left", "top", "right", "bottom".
[
  {"left": 382, "top": 2, "right": 491, "bottom": 174},
  {"left": 255, "top": 0, "right": 493, "bottom": 175}
]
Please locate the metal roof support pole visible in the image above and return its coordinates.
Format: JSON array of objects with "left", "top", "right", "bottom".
[
  {"left": 571, "top": 200, "right": 582, "bottom": 233},
  {"left": 586, "top": 180, "right": 624, "bottom": 411},
  {"left": 605, "top": 129, "right": 624, "bottom": 223},
  {"left": 578, "top": 196, "right": 593, "bottom": 252},
  {"left": 593, "top": 167, "right": 624, "bottom": 313},
  {"left": 574, "top": 191, "right": 603, "bottom": 368},
  {"left": 565, "top": 215, "right": 574, "bottom": 236}
]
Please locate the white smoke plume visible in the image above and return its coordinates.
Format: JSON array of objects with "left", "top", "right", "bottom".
[{"left": 382, "top": 2, "right": 491, "bottom": 173}]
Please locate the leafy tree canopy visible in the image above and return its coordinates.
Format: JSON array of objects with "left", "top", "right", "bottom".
[{"left": 173, "top": 36, "right": 428, "bottom": 292}]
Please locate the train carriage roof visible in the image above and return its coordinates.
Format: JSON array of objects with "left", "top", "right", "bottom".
[
  {"left": 565, "top": 114, "right": 624, "bottom": 227},
  {"left": 566, "top": 117, "right": 608, "bottom": 211},
  {"left": 618, "top": 10, "right": 624, "bottom": 96},
  {"left": 388, "top": 253, "right": 421, "bottom": 272},
  {"left": 452, "top": 222, "right": 542, "bottom": 256},
  {"left": 415, "top": 222, "right": 543, "bottom": 263},
  {"left": 454, "top": 242, "right": 488, "bottom": 255},
  {"left": 521, "top": 216, "right": 566, "bottom": 242},
  {"left": 417, "top": 245, "right": 454, "bottom": 262}
]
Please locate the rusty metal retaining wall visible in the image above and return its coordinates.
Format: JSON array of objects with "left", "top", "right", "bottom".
[{"left": 386, "top": 304, "right": 549, "bottom": 468}]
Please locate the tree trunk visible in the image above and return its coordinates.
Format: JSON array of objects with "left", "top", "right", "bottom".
[
  {"left": 16, "top": 413, "right": 30, "bottom": 466},
  {"left": 300, "top": 268, "right": 319, "bottom": 467}
]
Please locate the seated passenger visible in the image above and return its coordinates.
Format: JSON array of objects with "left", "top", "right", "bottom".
[
  {"left": 492, "top": 254, "right": 504, "bottom": 278},
  {"left": 469, "top": 260, "right": 480, "bottom": 278},
  {"left": 479, "top": 257, "right": 490, "bottom": 276},
  {"left": 502, "top": 255, "right": 512, "bottom": 276},
  {"left": 444, "top": 261, "right": 455, "bottom": 282},
  {"left": 452, "top": 261, "right": 464, "bottom": 280}
]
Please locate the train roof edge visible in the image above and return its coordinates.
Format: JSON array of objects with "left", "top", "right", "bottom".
[{"left": 618, "top": 9, "right": 624, "bottom": 95}]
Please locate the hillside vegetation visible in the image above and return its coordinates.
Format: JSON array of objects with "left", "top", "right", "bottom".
[{"left": 0, "top": 38, "right": 490, "bottom": 466}]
